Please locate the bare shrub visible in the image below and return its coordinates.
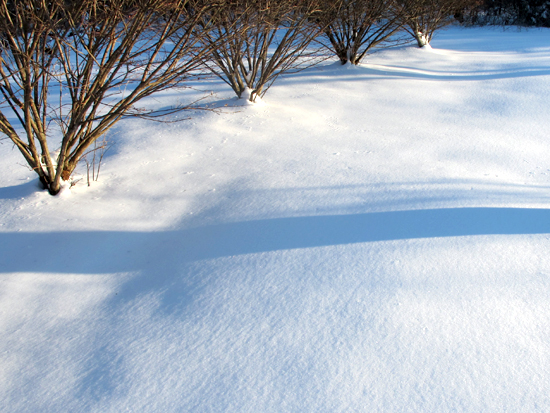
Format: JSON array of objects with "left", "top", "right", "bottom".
[
  {"left": 200, "top": 0, "right": 331, "bottom": 102},
  {"left": 315, "top": 0, "right": 405, "bottom": 65},
  {"left": 0, "top": 0, "right": 226, "bottom": 195},
  {"left": 396, "top": 0, "right": 481, "bottom": 47}
]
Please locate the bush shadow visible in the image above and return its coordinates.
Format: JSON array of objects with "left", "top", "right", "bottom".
[{"left": 2, "top": 206, "right": 549, "bottom": 275}]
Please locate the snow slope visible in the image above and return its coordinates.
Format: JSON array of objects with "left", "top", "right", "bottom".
[{"left": 1, "top": 26, "right": 550, "bottom": 411}]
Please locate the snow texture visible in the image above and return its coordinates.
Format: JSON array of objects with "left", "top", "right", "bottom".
[{"left": 1, "top": 27, "right": 550, "bottom": 412}]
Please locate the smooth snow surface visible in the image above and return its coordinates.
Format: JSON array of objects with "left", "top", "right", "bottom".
[{"left": 2, "top": 27, "right": 550, "bottom": 412}]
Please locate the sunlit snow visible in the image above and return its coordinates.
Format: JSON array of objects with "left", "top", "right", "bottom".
[{"left": 1, "top": 26, "right": 550, "bottom": 412}]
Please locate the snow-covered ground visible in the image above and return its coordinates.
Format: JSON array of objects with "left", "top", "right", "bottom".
[{"left": 1, "top": 26, "right": 550, "bottom": 411}]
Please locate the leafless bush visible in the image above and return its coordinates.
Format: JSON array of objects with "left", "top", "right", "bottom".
[
  {"left": 0, "top": 0, "right": 226, "bottom": 195},
  {"left": 200, "top": 0, "right": 331, "bottom": 102},
  {"left": 316, "top": 0, "right": 405, "bottom": 65},
  {"left": 395, "top": 0, "right": 481, "bottom": 47}
]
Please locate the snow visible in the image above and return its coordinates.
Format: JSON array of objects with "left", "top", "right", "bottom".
[{"left": 2, "top": 26, "right": 550, "bottom": 411}]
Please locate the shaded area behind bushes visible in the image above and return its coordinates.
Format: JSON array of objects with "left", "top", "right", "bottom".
[{"left": 460, "top": 0, "right": 550, "bottom": 27}]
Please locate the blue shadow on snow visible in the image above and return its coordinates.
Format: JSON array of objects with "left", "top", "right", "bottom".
[{"left": 1, "top": 207, "right": 549, "bottom": 274}]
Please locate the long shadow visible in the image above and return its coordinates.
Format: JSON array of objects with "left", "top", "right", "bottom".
[
  {"left": 278, "top": 63, "right": 550, "bottom": 85},
  {"left": 2, "top": 205, "right": 549, "bottom": 399},
  {"left": 356, "top": 65, "right": 550, "bottom": 81},
  {"left": 1, "top": 207, "right": 549, "bottom": 275}
]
